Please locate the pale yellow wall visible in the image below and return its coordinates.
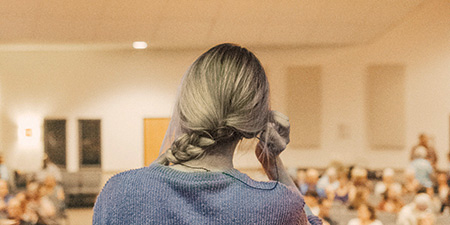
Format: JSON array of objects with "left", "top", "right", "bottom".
[
  {"left": 246, "top": 0, "right": 450, "bottom": 170},
  {"left": 0, "top": 50, "right": 202, "bottom": 172},
  {"left": 1, "top": 0, "right": 449, "bottom": 173}
]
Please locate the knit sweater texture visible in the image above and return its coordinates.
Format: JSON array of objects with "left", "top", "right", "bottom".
[{"left": 93, "top": 163, "right": 319, "bottom": 225}]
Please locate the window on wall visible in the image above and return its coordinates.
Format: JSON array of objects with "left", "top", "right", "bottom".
[
  {"left": 79, "top": 120, "right": 101, "bottom": 167},
  {"left": 44, "top": 119, "right": 66, "bottom": 168}
]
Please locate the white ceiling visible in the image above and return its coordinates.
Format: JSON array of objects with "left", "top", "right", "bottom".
[{"left": 0, "top": 0, "right": 425, "bottom": 50}]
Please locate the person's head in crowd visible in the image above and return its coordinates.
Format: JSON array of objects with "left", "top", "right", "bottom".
[
  {"left": 0, "top": 155, "right": 4, "bottom": 164},
  {"left": 7, "top": 198, "right": 25, "bottom": 221},
  {"left": 351, "top": 167, "right": 368, "bottom": 186},
  {"left": 414, "top": 146, "right": 428, "bottom": 159},
  {"left": 382, "top": 168, "right": 395, "bottom": 184},
  {"left": 26, "top": 181, "right": 41, "bottom": 201},
  {"left": 357, "top": 204, "right": 377, "bottom": 222},
  {"left": 414, "top": 193, "right": 432, "bottom": 212},
  {"left": 14, "top": 192, "right": 26, "bottom": 203},
  {"left": 379, "top": 183, "right": 404, "bottom": 213},
  {"left": 324, "top": 167, "right": 338, "bottom": 185},
  {"left": 0, "top": 179, "right": 9, "bottom": 199},
  {"left": 305, "top": 168, "right": 320, "bottom": 185},
  {"left": 43, "top": 175, "right": 57, "bottom": 190},
  {"left": 385, "top": 183, "right": 403, "bottom": 200}
]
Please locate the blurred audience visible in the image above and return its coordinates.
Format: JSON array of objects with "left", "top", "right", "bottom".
[
  {"left": 0, "top": 154, "right": 67, "bottom": 225},
  {"left": 410, "top": 147, "right": 434, "bottom": 196},
  {"left": 410, "top": 133, "right": 437, "bottom": 169},
  {"left": 397, "top": 193, "right": 435, "bottom": 225},
  {"left": 335, "top": 172, "right": 350, "bottom": 205},
  {"left": 436, "top": 172, "right": 449, "bottom": 204},
  {"left": 6, "top": 197, "right": 34, "bottom": 225},
  {"left": 318, "top": 167, "right": 340, "bottom": 192},
  {"left": 347, "top": 203, "right": 383, "bottom": 225},
  {"left": 402, "top": 167, "right": 420, "bottom": 195},
  {"left": 304, "top": 190, "right": 321, "bottom": 216},
  {"left": 36, "top": 156, "right": 62, "bottom": 184},
  {"left": 300, "top": 168, "right": 326, "bottom": 198},
  {"left": 374, "top": 168, "right": 398, "bottom": 196},
  {"left": 377, "top": 183, "right": 404, "bottom": 213},
  {"left": 348, "top": 167, "right": 371, "bottom": 210},
  {"left": 1, "top": 132, "right": 449, "bottom": 224},
  {"left": 318, "top": 198, "right": 338, "bottom": 225}
]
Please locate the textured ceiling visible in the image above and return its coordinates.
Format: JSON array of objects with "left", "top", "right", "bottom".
[{"left": 0, "top": 0, "right": 425, "bottom": 50}]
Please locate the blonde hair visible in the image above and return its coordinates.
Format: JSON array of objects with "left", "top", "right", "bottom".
[{"left": 165, "top": 43, "right": 270, "bottom": 164}]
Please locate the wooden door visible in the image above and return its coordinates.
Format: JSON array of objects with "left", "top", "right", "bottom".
[{"left": 144, "top": 118, "right": 170, "bottom": 166}]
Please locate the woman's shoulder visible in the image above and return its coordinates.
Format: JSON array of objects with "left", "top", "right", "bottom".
[{"left": 99, "top": 165, "right": 162, "bottom": 191}]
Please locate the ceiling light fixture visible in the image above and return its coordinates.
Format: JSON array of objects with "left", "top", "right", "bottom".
[{"left": 133, "top": 41, "right": 148, "bottom": 49}]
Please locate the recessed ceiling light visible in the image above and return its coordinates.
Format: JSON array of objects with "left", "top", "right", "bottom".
[{"left": 133, "top": 41, "right": 147, "bottom": 49}]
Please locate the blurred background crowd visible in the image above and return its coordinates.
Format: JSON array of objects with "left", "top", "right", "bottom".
[
  {"left": 292, "top": 134, "right": 450, "bottom": 225},
  {"left": 0, "top": 155, "right": 66, "bottom": 225}
]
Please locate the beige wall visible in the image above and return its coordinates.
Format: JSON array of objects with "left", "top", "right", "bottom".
[{"left": 1, "top": 0, "right": 449, "bottom": 173}]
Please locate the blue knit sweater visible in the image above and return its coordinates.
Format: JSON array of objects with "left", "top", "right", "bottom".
[{"left": 93, "top": 163, "right": 321, "bottom": 224}]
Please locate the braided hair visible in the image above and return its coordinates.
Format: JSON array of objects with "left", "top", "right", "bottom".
[{"left": 164, "top": 43, "right": 270, "bottom": 164}]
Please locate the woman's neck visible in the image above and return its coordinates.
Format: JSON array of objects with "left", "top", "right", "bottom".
[{"left": 171, "top": 140, "right": 238, "bottom": 172}]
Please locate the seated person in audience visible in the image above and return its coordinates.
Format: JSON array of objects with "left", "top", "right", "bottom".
[
  {"left": 300, "top": 168, "right": 326, "bottom": 198},
  {"left": 409, "top": 146, "right": 434, "bottom": 194},
  {"left": 402, "top": 167, "right": 420, "bottom": 195},
  {"left": 335, "top": 172, "right": 350, "bottom": 205},
  {"left": 13, "top": 191, "right": 37, "bottom": 224},
  {"left": 0, "top": 179, "right": 13, "bottom": 218},
  {"left": 348, "top": 187, "right": 370, "bottom": 210},
  {"left": 6, "top": 197, "right": 34, "bottom": 225},
  {"left": 348, "top": 167, "right": 371, "bottom": 210},
  {"left": 41, "top": 175, "right": 65, "bottom": 219},
  {"left": 318, "top": 167, "right": 340, "bottom": 192},
  {"left": 377, "top": 183, "right": 404, "bottom": 213},
  {"left": 347, "top": 203, "right": 383, "bottom": 225},
  {"left": 374, "top": 168, "right": 397, "bottom": 196},
  {"left": 318, "top": 198, "right": 337, "bottom": 225},
  {"left": 324, "top": 185, "right": 337, "bottom": 202},
  {"left": 304, "top": 190, "right": 321, "bottom": 216},
  {"left": 35, "top": 155, "right": 62, "bottom": 184},
  {"left": 435, "top": 172, "right": 449, "bottom": 205},
  {"left": 439, "top": 187, "right": 450, "bottom": 214},
  {"left": 410, "top": 133, "right": 437, "bottom": 169},
  {"left": 26, "top": 181, "right": 57, "bottom": 224},
  {"left": 397, "top": 193, "right": 435, "bottom": 225}
]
